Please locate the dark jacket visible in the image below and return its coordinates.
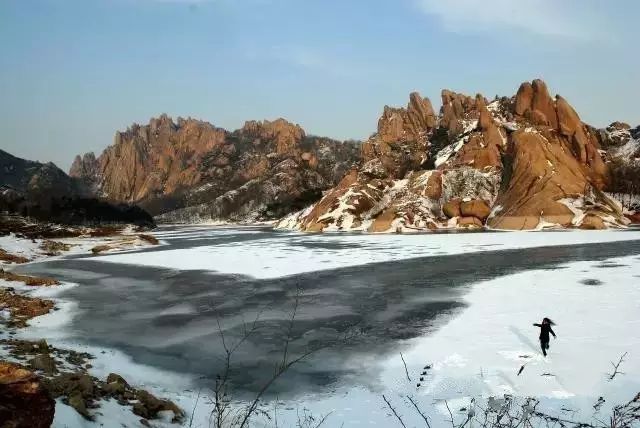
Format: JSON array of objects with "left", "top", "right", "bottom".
[{"left": 533, "top": 323, "right": 556, "bottom": 342}]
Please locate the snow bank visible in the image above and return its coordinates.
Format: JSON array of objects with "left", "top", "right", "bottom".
[{"left": 0, "top": 234, "right": 42, "bottom": 263}]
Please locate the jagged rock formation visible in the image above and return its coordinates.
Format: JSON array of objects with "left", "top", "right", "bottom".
[
  {"left": 361, "top": 92, "right": 437, "bottom": 178},
  {"left": 278, "top": 79, "right": 628, "bottom": 232},
  {"left": 0, "top": 150, "right": 154, "bottom": 227},
  {"left": 604, "top": 123, "right": 640, "bottom": 213},
  {"left": 71, "top": 115, "right": 360, "bottom": 223},
  {"left": 69, "top": 152, "right": 101, "bottom": 193}
]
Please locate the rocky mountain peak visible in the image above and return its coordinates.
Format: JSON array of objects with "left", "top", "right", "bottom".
[
  {"left": 280, "top": 79, "right": 627, "bottom": 233},
  {"left": 361, "top": 92, "right": 437, "bottom": 179},
  {"left": 70, "top": 114, "right": 360, "bottom": 222},
  {"left": 598, "top": 122, "right": 632, "bottom": 148},
  {"left": 440, "top": 89, "right": 483, "bottom": 138},
  {"left": 69, "top": 152, "right": 97, "bottom": 178},
  {"left": 240, "top": 118, "right": 305, "bottom": 154},
  {"left": 376, "top": 92, "right": 436, "bottom": 143},
  {"left": 514, "top": 78, "right": 558, "bottom": 128},
  {"left": 69, "top": 152, "right": 101, "bottom": 193}
]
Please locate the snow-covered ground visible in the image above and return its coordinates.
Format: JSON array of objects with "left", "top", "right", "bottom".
[
  {"left": 272, "top": 253, "right": 639, "bottom": 427},
  {"left": 95, "top": 228, "right": 640, "bottom": 279},
  {"left": 26, "top": 251, "right": 638, "bottom": 428},
  {"left": 0, "top": 232, "right": 162, "bottom": 266},
  {"left": 0, "top": 233, "right": 44, "bottom": 261},
  {"left": 2, "top": 227, "right": 639, "bottom": 427}
]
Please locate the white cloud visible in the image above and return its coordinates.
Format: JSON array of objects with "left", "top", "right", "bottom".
[{"left": 416, "top": 0, "right": 604, "bottom": 40}]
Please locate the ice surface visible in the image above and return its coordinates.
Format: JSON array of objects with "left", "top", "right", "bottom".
[
  {"left": 95, "top": 229, "right": 640, "bottom": 279},
  {"left": 51, "top": 252, "right": 637, "bottom": 428},
  {"left": 3, "top": 228, "right": 640, "bottom": 426}
]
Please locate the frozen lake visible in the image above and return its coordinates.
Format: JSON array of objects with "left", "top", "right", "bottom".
[{"left": 12, "top": 226, "right": 640, "bottom": 427}]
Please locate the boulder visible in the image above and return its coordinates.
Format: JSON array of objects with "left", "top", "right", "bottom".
[
  {"left": 0, "top": 362, "right": 55, "bottom": 428},
  {"left": 458, "top": 216, "right": 484, "bottom": 228},
  {"left": 598, "top": 122, "right": 632, "bottom": 148},
  {"left": 443, "top": 95, "right": 504, "bottom": 171},
  {"left": 103, "top": 373, "right": 129, "bottom": 395},
  {"left": 28, "top": 353, "right": 58, "bottom": 376},
  {"left": 529, "top": 109, "right": 550, "bottom": 126},
  {"left": 460, "top": 200, "right": 491, "bottom": 221},
  {"left": 531, "top": 79, "right": 558, "bottom": 129},
  {"left": 106, "top": 373, "right": 129, "bottom": 387},
  {"left": 580, "top": 215, "right": 606, "bottom": 230},
  {"left": 377, "top": 92, "right": 436, "bottom": 144},
  {"left": 443, "top": 199, "right": 462, "bottom": 219},
  {"left": 133, "top": 390, "right": 183, "bottom": 422},
  {"left": 68, "top": 390, "right": 91, "bottom": 419}
]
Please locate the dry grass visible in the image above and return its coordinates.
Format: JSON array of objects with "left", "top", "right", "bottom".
[
  {"left": 0, "top": 249, "right": 30, "bottom": 264},
  {"left": 88, "top": 227, "right": 122, "bottom": 237},
  {"left": 0, "top": 288, "right": 54, "bottom": 328},
  {"left": 39, "top": 240, "right": 72, "bottom": 256},
  {"left": 138, "top": 234, "right": 159, "bottom": 245},
  {"left": 0, "top": 269, "right": 59, "bottom": 287}
]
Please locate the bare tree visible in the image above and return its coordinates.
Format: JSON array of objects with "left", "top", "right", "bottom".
[
  {"left": 608, "top": 352, "right": 628, "bottom": 381},
  {"left": 204, "top": 284, "right": 356, "bottom": 428}
]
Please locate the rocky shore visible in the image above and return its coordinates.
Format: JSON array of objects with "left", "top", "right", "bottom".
[{"left": 0, "top": 220, "right": 184, "bottom": 426}]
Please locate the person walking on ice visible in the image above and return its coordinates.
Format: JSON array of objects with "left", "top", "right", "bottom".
[{"left": 533, "top": 317, "right": 556, "bottom": 357}]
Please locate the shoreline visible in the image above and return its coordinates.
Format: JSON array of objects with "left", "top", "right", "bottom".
[{"left": 0, "top": 227, "right": 190, "bottom": 426}]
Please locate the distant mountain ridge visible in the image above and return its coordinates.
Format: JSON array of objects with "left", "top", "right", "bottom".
[
  {"left": 0, "top": 149, "right": 153, "bottom": 227},
  {"left": 69, "top": 80, "right": 638, "bottom": 230},
  {"left": 70, "top": 115, "right": 361, "bottom": 222}
]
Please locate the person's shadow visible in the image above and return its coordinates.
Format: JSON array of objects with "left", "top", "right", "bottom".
[{"left": 509, "top": 325, "right": 539, "bottom": 354}]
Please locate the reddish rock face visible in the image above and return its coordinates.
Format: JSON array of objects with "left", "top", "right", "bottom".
[
  {"left": 96, "top": 115, "right": 227, "bottom": 203},
  {"left": 71, "top": 115, "right": 360, "bottom": 221},
  {"left": 446, "top": 96, "right": 505, "bottom": 171},
  {"left": 514, "top": 82, "right": 533, "bottom": 116},
  {"left": 440, "top": 90, "right": 479, "bottom": 138},
  {"left": 460, "top": 199, "right": 491, "bottom": 222},
  {"left": 376, "top": 92, "right": 436, "bottom": 144},
  {"left": 423, "top": 171, "right": 443, "bottom": 199},
  {"left": 0, "top": 362, "right": 55, "bottom": 428},
  {"left": 443, "top": 199, "right": 462, "bottom": 219},
  {"left": 487, "top": 129, "right": 592, "bottom": 230},
  {"left": 282, "top": 78, "right": 627, "bottom": 232},
  {"left": 240, "top": 118, "right": 305, "bottom": 155},
  {"left": 362, "top": 92, "right": 437, "bottom": 178}
]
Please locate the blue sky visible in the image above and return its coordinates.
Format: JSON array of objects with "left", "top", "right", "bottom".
[{"left": 1, "top": 0, "right": 638, "bottom": 170}]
